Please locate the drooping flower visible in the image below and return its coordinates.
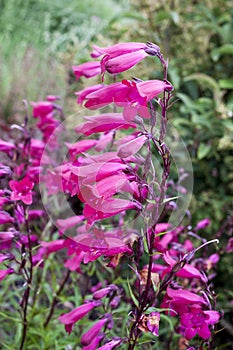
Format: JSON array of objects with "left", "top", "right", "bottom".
[
  {"left": 93, "top": 285, "right": 117, "bottom": 300},
  {"left": 82, "top": 333, "right": 105, "bottom": 350},
  {"left": 56, "top": 215, "right": 84, "bottom": 234},
  {"left": 9, "top": 177, "right": 34, "bottom": 205},
  {"left": 194, "top": 218, "right": 210, "bottom": 231},
  {"left": 31, "top": 101, "right": 56, "bottom": 118},
  {"left": 91, "top": 42, "right": 148, "bottom": 58},
  {"left": 102, "top": 50, "right": 148, "bottom": 75},
  {"left": 117, "top": 134, "right": 147, "bottom": 158},
  {"left": 0, "top": 211, "right": 14, "bottom": 225},
  {"left": 65, "top": 140, "right": 97, "bottom": 158},
  {"left": 81, "top": 79, "right": 173, "bottom": 120},
  {"left": 75, "top": 113, "right": 136, "bottom": 136},
  {"left": 73, "top": 61, "right": 101, "bottom": 80},
  {"left": 59, "top": 301, "right": 101, "bottom": 334},
  {"left": 75, "top": 84, "right": 104, "bottom": 104},
  {"left": 81, "top": 318, "right": 109, "bottom": 345}
]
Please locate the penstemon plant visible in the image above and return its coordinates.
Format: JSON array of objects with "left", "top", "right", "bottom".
[{"left": 0, "top": 42, "right": 222, "bottom": 350}]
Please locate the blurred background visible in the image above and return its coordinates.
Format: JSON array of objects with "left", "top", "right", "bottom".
[{"left": 0, "top": 0, "right": 232, "bottom": 345}]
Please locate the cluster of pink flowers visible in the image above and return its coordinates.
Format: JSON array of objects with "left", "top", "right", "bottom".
[{"left": 0, "top": 40, "right": 222, "bottom": 349}]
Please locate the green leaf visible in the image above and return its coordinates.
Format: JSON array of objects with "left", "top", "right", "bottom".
[
  {"left": 211, "top": 44, "right": 233, "bottom": 61},
  {"left": 127, "top": 277, "right": 139, "bottom": 308},
  {"left": 160, "top": 314, "right": 175, "bottom": 331},
  {"left": 219, "top": 79, "right": 233, "bottom": 90},
  {"left": 184, "top": 73, "right": 220, "bottom": 96},
  {"left": 197, "top": 143, "right": 212, "bottom": 159}
]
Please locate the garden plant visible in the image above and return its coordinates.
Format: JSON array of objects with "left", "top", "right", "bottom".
[{"left": 0, "top": 38, "right": 230, "bottom": 350}]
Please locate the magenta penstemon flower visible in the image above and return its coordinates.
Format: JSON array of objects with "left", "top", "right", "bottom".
[
  {"left": 81, "top": 317, "right": 110, "bottom": 345},
  {"left": 180, "top": 307, "right": 220, "bottom": 340},
  {"left": 59, "top": 300, "right": 102, "bottom": 334},
  {"left": 9, "top": 177, "right": 34, "bottom": 205},
  {"left": 31, "top": 101, "right": 55, "bottom": 118},
  {"left": 72, "top": 61, "right": 101, "bottom": 79},
  {"left": 101, "top": 49, "right": 148, "bottom": 74}
]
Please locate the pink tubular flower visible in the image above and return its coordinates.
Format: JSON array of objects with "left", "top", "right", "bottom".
[
  {"left": 31, "top": 101, "right": 55, "bottom": 118},
  {"left": 65, "top": 140, "right": 97, "bottom": 159},
  {"left": 81, "top": 318, "right": 109, "bottom": 345},
  {"left": 75, "top": 84, "right": 104, "bottom": 104},
  {"left": 72, "top": 61, "right": 101, "bottom": 79},
  {"left": 91, "top": 42, "right": 147, "bottom": 58},
  {"left": 117, "top": 134, "right": 147, "bottom": 158},
  {"left": 102, "top": 50, "right": 148, "bottom": 74},
  {"left": 93, "top": 285, "right": 117, "bottom": 300},
  {"left": 56, "top": 215, "right": 84, "bottom": 234},
  {"left": 0, "top": 211, "right": 14, "bottom": 225},
  {"left": 83, "top": 82, "right": 129, "bottom": 109},
  {"left": 59, "top": 301, "right": 101, "bottom": 334},
  {"left": 180, "top": 308, "right": 220, "bottom": 340},
  {"left": 9, "top": 177, "right": 34, "bottom": 205},
  {"left": 195, "top": 218, "right": 210, "bottom": 231},
  {"left": 136, "top": 79, "right": 173, "bottom": 100},
  {"left": 82, "top": 333, "right": 105, "bottom": 350},
  {"left": 75, "top": 113, "right": 136, "bottom": 136}
]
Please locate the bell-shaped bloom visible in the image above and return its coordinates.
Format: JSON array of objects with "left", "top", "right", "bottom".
[
  {"left": 81, "top": 318, "right": 109, "bottom": 345},
  {"left": 161, "top": 287, "right": 207, "bottom": 316},
  {"left": 117, "top": 134, "right": 147, "bottom": 158},
  {"left": 59, "top": 301, "right": 101, "bottom": 334},
  {"left": 136, "top": 79, "right": 173, "bottom": 100},
  {"left": 0, "top": 211, "right": 14, "bottom": 225},
  {"left": 194, "top": 218, "right": 210, "bottom": 231},
  {"left": 73, "top": 61, "right": 101, "bottom": 80},
  {"left": 31, "top": 101, "right": 55, "bottom": 118},
  {"left": 75, "top": 84, "right": 104, "bottom": 104},
  {"left": 41, "top": 239, "right": 66, "bottom": 255},
  {"left": 83, "top": 82, "right": 129, "bottom": 109},
  {"left": 180, "top": 308, "right": 220, "bottom": 340},
  {"left": 93, "top": 285, "right": 117, "bottom": 300},
  {"left": 56, "top": 215, "right": 84, "bottom": 234},
  {"left": 65, "top": 139, "right": 97, "bottom": 158},
  {"left": 82, "top": 333, "right": 105, "bottom": 350},
  {"left": 102, "top": 50, "right": 148, "bottom": 74},
  {"left": 9, "top": 177, "right": 34, "bottom": 205},
  {"left": 75, "top": 113, "right": 136, "bottom": 136},
  {"left": 91, "top": 42, "right": 147, "bottom": 58}
]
